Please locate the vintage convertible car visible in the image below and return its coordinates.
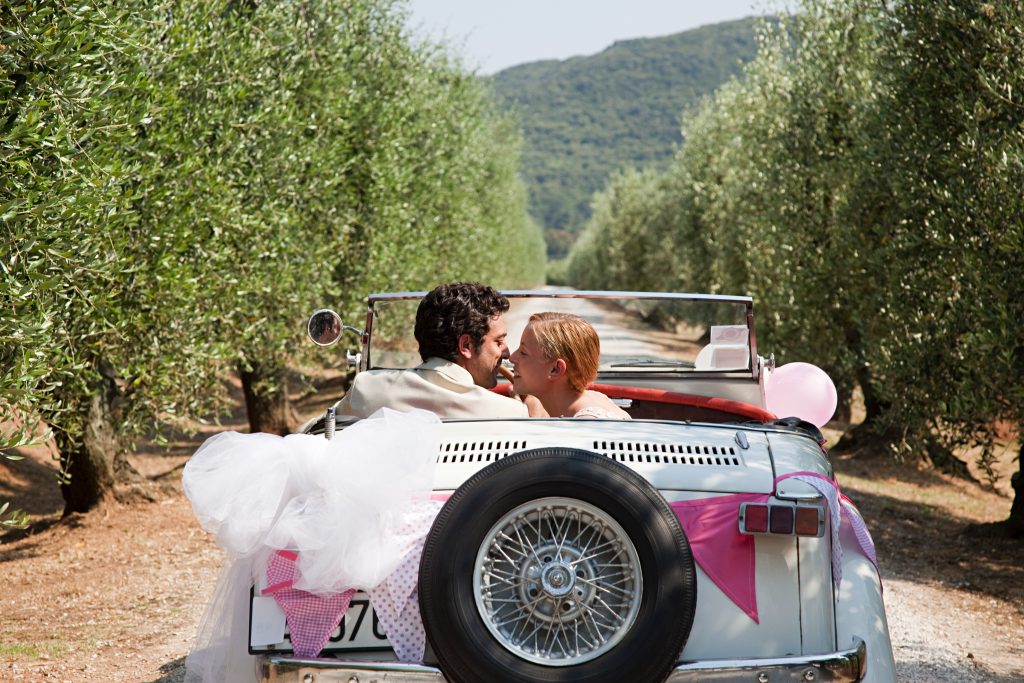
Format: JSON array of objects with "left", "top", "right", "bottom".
[{"left": 252, "top": 290, "right": 896, "bottom": 683}]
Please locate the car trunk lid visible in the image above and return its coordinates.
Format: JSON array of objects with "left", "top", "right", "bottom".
[{"left": 432, "top": 418, "right": 776, "bottom": 494}]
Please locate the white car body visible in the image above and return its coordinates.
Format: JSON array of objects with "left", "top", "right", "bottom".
[{"left": 258, "top": 291, "right": 896, "bottom": 683}]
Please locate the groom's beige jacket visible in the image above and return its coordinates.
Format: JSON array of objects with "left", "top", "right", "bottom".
[{"left": 338, "top": 357, "right": 527, "bottom": 419}]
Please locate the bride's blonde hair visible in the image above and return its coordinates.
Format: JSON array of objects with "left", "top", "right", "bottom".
[{"left": 528, "top": 312, "right": 600, "bottom": 393}]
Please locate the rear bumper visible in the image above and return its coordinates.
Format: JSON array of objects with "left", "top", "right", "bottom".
[
  {"left": 261, "top": 638, "right": 867, "bottom": 683},
  {"left": 668, "top": 638, "right": 867, "bottom": 682},
  {"left": 262, "top": 659, "right": 445, "bottom": 682}
]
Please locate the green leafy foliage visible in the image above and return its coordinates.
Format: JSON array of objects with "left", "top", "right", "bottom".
[
  {"left": 491, "top": 18, "right": 764, "bottom": 257},
  {"left": 0, "top": 501, "right": 29, "bottom": 530},
  {"left": 861, "top": 0, "right": 1024, "bottom": 467},
  {"left": 2, "top": 1, "right": 183, "bottom": 450},
  {"left": 2, "top": 0, "right": 543, "bottom": 514},
  {"left": 568, "top": 0, "right": 1024, "bottom": 478}
]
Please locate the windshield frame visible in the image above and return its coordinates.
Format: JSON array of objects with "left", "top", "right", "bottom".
[{"left": 358, "top": 290, "right": 759, "bottom": 380}]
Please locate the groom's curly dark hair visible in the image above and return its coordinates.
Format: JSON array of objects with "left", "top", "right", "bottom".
[{"left": 415, "top": 282, "right": 509, "bottom": 362}]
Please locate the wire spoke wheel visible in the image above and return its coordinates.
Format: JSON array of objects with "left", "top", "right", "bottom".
[
  {"left": 420, "top": 448, "right": 696, "bottom": 683},
  {"left": 473, "top": 497, "right": 642, "bottom": 665}
]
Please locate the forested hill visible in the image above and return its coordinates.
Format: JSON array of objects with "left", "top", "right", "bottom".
[{"left": 490, "top": 17, "right": 764, "bottom": 258}]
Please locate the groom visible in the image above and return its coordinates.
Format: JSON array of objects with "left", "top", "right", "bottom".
[{"left": 338, "top": 282, "right": 528, "bottom": 418}]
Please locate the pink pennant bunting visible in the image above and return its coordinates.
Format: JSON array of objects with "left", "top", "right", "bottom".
[
  {"left": 264, "top": 550, "right": 356, "bottom": 657},
  {"left": 256, "top": 475, "right": 878, "bottom": 658},
  {"left": 669, "top": 494, "right": 767, "bottom": 623}
]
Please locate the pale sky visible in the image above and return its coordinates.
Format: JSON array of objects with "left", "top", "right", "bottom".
[{"left": 406, "top": 1, "right": 775, "bottom": 74}]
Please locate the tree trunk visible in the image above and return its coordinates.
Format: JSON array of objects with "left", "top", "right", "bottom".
[
  {"left": 57, "top": 372, "right": 122, "bottom": 516},
  {"left": 240, "top": 361, "right": 295, "bottom": 435},
  {"left": 833, "top": 365, "right": 893, "bottom": 453},
  {"left": 833, "top": 387, "right": 854, "bottom": 424},
  {"left": 1008, "top": 449, "right": 1024, "bottom": 539},
  {"left": 965, "top": 442, "right": 1023, "bottom": 540},
  {"left": 857, "top": 364, "right": 887, "bottom": 425},
  {"left": 833, "top": 305, "right": 861, "bottom": 427}
]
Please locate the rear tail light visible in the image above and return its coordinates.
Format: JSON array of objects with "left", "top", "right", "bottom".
[
  {"left": 794, "top": 505, "right": 824, "bottom": 536},
  {"left": 769, "top": 504, "right": 794, "bottom": 534},
  {"left": 741, "top": 503, "right": 769, "bottom": 533},
  {"left": 740, "top": 502, "right": 824, "bottom": 537}
]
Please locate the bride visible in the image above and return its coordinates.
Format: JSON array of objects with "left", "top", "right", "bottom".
[{"left": 510, "top": 312, "right": 630, "bottom": 419}]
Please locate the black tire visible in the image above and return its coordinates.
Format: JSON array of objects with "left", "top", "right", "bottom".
[{"left": 419, "top": 447, "right": 696, "bottom": 683}]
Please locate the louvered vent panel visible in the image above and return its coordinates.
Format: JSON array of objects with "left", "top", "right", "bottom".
[
  {"left": 592, "top": 441, "right": 742, "bottom": 466},
  {"left": 437, "top": 440, "right": 528, "bottom": 464}
]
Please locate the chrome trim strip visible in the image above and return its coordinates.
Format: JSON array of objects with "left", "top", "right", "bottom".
[
  {"left": 775, "top": 489, "right": 825, "bottom": 501},
  {"left": 437, "top": 416, "right": 819, "bottom": 441},
  {"left": 367, "top": 290, "right": 753, "bottom": 304},
  {"left": 746, "top": 304, "right": 759, "bottom": 379},
  {"left": 666, "top": 638, "right": 867, "bottom": 682},
  {"left": 261, "top": 639, "right": 866, "bottom": 683},
  {"left": 360, "top": 303, "right": 373, "bottom": 372}
]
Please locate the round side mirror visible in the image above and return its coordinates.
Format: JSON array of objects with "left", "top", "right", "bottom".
[{"left": 308, "top": 309, "right": 343, "bottom": 346}]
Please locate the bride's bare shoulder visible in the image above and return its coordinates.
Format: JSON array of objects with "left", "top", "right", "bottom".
[{"left": 576, "top": 391, "right": 630, "bottom": 419}]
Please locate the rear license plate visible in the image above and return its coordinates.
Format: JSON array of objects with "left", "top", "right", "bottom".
[{"left": 248, "top": 588, "right": 392, "bottom": 654}]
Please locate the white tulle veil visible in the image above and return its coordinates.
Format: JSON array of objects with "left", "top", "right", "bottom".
[{"left": 182, "top": 408, "right": 441, "bottom": 682}]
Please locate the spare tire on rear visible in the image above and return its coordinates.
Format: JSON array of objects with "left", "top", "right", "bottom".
[{"left": 419, "top": 447, "right": 696, "bottom": 683}]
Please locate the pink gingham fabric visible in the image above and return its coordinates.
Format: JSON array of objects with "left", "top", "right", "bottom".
[
  {"left": 779, "top": 473, "right": 844, "bottom": 586},
  {"left": 262, "top": 500, "right": 444, "bottom": 662},
  {"left": 263, "top": 550, "right": 356, "bottom": 657},
  {"left": 840, "top": 493, "right": 878, "bottom": 567},
  {"left": 776, "top": 471, "right": 879, "bottom": 585}
]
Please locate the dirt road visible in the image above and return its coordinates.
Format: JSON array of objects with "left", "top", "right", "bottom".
[{"left": 505, "top": 292, "right": 703, "bottom": 361}]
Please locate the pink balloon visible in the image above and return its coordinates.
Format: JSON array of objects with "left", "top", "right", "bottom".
[{"left": 765, "top": 362, "right": 837, "bottom": 428}]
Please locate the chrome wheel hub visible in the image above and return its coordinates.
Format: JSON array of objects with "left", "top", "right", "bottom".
[
  {"left": 473, "top": 497, "right": 642, "bottom": 666},
  {"left": 541, "top": 562, "right": 573, "bottom": 597}
]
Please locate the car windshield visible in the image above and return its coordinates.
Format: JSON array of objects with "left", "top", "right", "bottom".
[{"left": 363, "top": 291, "right": 754, "bottom": 375}]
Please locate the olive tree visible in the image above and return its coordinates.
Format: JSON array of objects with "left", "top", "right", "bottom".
[
  {"left": 1, "top": 1, "right": 236, "bottom": 514},
  {"left": 566, "top": 169, "right": 666, "bottom": 292},
  {"left": 137, "top": 0, "right": 543, "bottom": 434},
  {"left": 139, "top": 0, "right": 371, "bottom": 434},
  {"left": 567, "top": 0, "right": 1024, "bottom": 535},
  {"left": 568, "top": 2, "right": 891, "bottom": 419},
  {"left": 862, "top": 0, "right": 1024, "bottom": 533},
  {"left": 727, "top": 3, "right": 888, "bottom": 424},
  {"left": 2, "top": 0, "right": 543, "bottom": 518}
]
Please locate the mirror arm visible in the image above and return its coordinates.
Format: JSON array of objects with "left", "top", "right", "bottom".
[{"left": 324, "top": 406, "right": 336, "bottom": 440}]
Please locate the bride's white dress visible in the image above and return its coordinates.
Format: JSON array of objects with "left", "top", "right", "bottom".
[{"left": 181, "top": 408, "right": 441, "bottom": 682}]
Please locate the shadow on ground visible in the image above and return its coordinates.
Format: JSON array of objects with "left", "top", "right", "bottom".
[
  {"left": 0, "top": 444, "right": 62, "bottom": 517},
  {"left": 837, "top": 469, "right": 1023, "bottom": 612},
  {"left": 897, "top": 662, "right": 1024, "bottom": 683},
  {"left": 148, "top": 656, "right": 185, "bottom": 683}
]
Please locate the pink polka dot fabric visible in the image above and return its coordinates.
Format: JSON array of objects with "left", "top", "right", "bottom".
[
  {"left": 369, "top": 541, "right": 427, "bottom": 663},
  {"left": 263, "top": 500, "right": 444, "bottom": 662},
  {"left": 367, "top": 500, "right": 443, "bottom": 663}
]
